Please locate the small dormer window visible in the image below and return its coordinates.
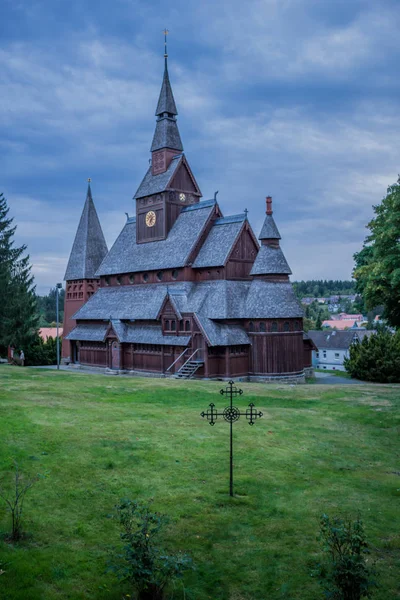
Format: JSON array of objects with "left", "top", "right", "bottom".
[
  {"left": 129, "top": 274, "right": 135, "bottom": 284},
  {"left": 271, "top": 321, "right": 278, "bottom": 332},
  {"left": 284, "top": 321, "right": 290, "bottom": 332},
  {"left": 116, "top": 276, "right": 122, "bottom": 285},
  {"left": 249, "top": 321, "right": 255, "bottom": 332},
  {"left": 259, "top": 322, "right": 266, "bottom": 332},
  {"left": 143, "top": 273, "right": 149, "bottom": 282},
  {"left": 157, "top": 271, "right": 163, "bottom": 281},
  {"left": 105, "top": 277, "right": 110, "bottom": 286}
]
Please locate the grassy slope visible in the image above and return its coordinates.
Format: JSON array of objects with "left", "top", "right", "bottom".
[{"left": 0, "top": 366, "right": 399, "bottom": 600}]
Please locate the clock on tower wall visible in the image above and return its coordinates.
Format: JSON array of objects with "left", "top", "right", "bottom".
[{"left": 136, "top": 194, "right": 166, "bottom": 243}]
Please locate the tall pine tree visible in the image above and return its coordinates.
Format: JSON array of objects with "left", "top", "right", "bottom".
[{"left": 0, "top": 193, "right": 38, "bottom": 356}]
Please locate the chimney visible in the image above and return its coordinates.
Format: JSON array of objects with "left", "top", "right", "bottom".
[{"left": 266, "top": 196, "right": 273, "bottom": 215}]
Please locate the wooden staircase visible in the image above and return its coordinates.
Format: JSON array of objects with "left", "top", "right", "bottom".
[{"left": 173, "top": 360, "right": 204, "bottom": 379}]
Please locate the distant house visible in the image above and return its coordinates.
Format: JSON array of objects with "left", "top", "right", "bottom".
[
  {"left": 322, "top": 318, "right": 365, "bottom": 330},
  {"left": 308, "top": 330, "right": 374, "bottom": 371},
  {"left": 331, "top": 312, "right": 364, "bottom": 322},
  {"left": 39, "top": 327, "right": 63, "bottom": 341}
]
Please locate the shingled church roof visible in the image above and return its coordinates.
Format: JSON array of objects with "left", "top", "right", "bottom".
[
  {"left": 72, "top": 279, "right": 303, "bottom": 322},
  {"left": 134, "top": 153, "right": 182, "bottom": 199},
  {"left": 64, "top": 183, "right": 108, "bottom": 281},
  {"left": 250, "top": 245, "right": 292, "bottom": 275},
  {"left": 95, "top": 200, "right": 216, "bottom": 276},
  {"left": 192, "top": 214, "right": 249, "bottom": 268}
]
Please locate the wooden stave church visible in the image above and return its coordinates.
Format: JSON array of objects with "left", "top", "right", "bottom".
[{"left": 62, "top": 52, "right": 312, "bottom": 381}]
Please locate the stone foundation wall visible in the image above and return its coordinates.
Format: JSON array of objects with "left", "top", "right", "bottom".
[{"left": 304, "top": 367, "right": 315, "bottom": 378}]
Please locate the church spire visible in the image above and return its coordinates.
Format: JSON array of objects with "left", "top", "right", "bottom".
[
  {"left": 64, "top": 181, "right": 108, "bottom": 281},
  {"left": 151, "top": 31, "right": 183, "bottom": 156},
  {"left": 155, "top": 29, "right": 178, "bottom": 117}
]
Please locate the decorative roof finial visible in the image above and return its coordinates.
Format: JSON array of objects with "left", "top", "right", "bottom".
[
  {"left": 88, "top": 177, "right": 91, "bottom": 183},
  {"left": 163, "top": 28, "right": 169, "bottom": 67},
  {"left": 244, "top": 208, "right": 248, "bottom": 218},
  {"left": 266, "top": 196, "right": 273, "bottom": 215}
]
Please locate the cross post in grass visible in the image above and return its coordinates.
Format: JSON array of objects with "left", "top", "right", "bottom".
[{"left": 200, "top": 380, "right": 263, "bottom": 497}]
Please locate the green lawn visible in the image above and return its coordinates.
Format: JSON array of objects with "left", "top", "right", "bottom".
[{"left": 0, "top": 366, "right": 399, "bottom": 600}]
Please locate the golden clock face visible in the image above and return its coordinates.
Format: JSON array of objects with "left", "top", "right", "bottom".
[
  {"left": 145, "top": 210, "right": 156, "bottom": 227},
  {"left": 179, "top": 193, "right": 186, "bottom": 202}
]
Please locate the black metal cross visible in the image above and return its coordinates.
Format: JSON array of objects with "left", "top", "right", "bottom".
[{"left": 200, "top": 380, "right": 263, "bottom": 497}]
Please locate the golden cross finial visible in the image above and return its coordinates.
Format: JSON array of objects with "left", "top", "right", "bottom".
[
  {"left": 88, "top": 177, "right": 91, "bottom": 183},
  {"left": 163, "top": 28, "right": 169, "bottom": 58}
]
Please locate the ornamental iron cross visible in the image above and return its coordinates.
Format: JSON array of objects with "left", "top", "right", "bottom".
[{"left": 200, "top": 380, "right": 263, "bottom": 497}]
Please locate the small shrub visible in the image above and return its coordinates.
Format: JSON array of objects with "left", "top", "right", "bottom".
[
  {"left": 314, "top": 514, "right": 378, "bottom": 599},
  {"left": 0, "top": 462, "right": 40, "bottom": 541},
  {"left": 108, "top": 499, "right": 193, "bottom": 600}
]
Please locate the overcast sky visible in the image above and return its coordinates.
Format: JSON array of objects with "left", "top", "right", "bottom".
[{"left": 1, "top": 0, "right": 399, "bottom": 294}]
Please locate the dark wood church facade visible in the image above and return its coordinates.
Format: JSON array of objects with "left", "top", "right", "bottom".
[{"left": 62, "top": 53, "right": 310, "bottom": 381}]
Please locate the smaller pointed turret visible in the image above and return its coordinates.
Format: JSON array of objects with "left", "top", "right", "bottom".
[
  {"left": 259, "top": 196, "right": 281, "bottom": 243},
  {"left": 250, "top": 196, "right": 291, "bottom": 277}
]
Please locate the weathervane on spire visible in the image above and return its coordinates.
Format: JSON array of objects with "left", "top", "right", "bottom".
[{"left": 163, "top": 28, "right": 169, "bottom": 59}]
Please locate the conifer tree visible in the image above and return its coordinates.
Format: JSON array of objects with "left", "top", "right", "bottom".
[{"left": 0, "top": 193, "right": 38, "bottom": 356}]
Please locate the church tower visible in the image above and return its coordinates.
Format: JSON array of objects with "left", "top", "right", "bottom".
[
  {"left": 134, "top": 36, "right": 202, "bottom": 244},
  {"left": 62, "top": 181, "right": 108, "bottom": 360}
]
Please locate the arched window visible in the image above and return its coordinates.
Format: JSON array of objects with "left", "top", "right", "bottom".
[
  {"left": 271, "top": 321, "right": 278, "bottom": 332},
  {"left": 249, "top": 321, "right": 255, "bottom": 332},
  {"left": 259, "top": 322, "right": 266, "bottom": 332},
  {"left": 157, "top": 271, "right": 163, "bottom": 281},
  {"left": 185, "top": 320, "right": 191, "bottom": 332},
  {"left": 165, "top": 320, "right": 170, "bottom": 331},
  {"left": 171, "top": 320, "right": 176, "bottom": 331},
  {"left": 143, "top": 273, "right": 149, "bottom": 282},
  {"left": 105, "top": 277, "right": 110, "bottom": 286},
  {"left": 116, "top": 276, "right": 122, "bottom": 285},
  {"left": 179, "top": 320, "right": 184, "bottom": 331},
  {"left": 284, "top": 321, "right": 290, "bottom": 332},
  {"left": 172, "top": 269, "right": 179, "bottom": 280},
  {"left": 294, "top": 320, "right": 299, "bottom": 330},
  {"left": 129, "top": 274, "right": 135, "bottom": 284}
]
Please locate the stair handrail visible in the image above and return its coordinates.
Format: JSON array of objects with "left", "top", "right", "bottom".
[
  {"left": 179, "top": 348, "right": 200, "bottom": 372},
  {"left": 166, "top": 347, "right": 189, "bottom": 372}
]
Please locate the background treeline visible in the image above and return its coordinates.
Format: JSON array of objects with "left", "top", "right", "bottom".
[
  {"left": 293, "top": 280, "right": 356, "bottom": 298},
  {"left": 36, "top": 287, "right": 65, "bottom": 326}
]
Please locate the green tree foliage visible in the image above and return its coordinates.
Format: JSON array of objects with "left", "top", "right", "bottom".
[
  {"left": 353, "top": 178, "right": 400, "bottom": 328},
  {"left": 0, "top": 193, "right": 38, "bottom": 356},
  {"left": 25, "top": 335, "right": 59, "bottom": 366},
  {"left": 314, "top": 514, "right": 378, "bottom": 600},
  {"left": 36, "top": 287, "right": 65, "bottom": 326},
  {"left": 344, "top": 329, "right": 400, "bottom": 383}
]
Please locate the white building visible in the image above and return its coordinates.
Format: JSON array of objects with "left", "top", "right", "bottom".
[{"left": 308, "top": 330, "right": 374, "bottom": 372}]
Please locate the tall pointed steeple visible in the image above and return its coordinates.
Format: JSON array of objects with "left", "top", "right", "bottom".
[
  {"left": 64, "top": 181, "right": 108, "bottom": 281},
  {"left": 151, "top": 32, "right": 183, "bottom": 167}
]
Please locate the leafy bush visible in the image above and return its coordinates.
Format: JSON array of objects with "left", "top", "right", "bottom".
[
  {"left": 108, "top": 499, "right": 193, "bottom": 600},
  {"left": 344, "top": 329, "right": 400, "bottom": 383},
  {"left": 314, "top": 514, "right": 378, "bottom": 599}
]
